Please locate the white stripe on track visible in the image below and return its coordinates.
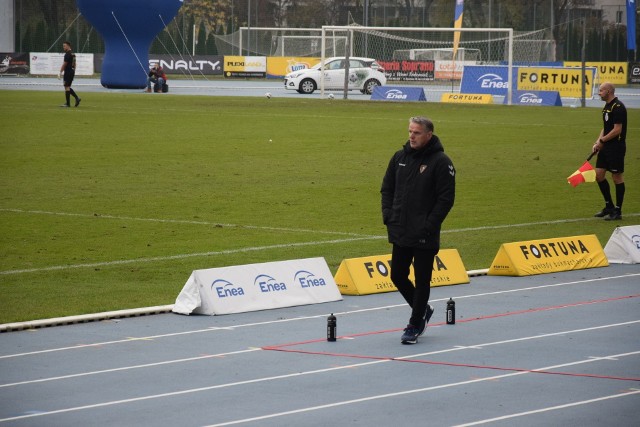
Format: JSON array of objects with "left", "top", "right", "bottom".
[
  {"left": 2, "top": 274, "right": 636, "bottom": 360},
  {"left": 0, "top": 348, "right": 261, "bottom": 388},
  {"left": 1, "top": 350, "right": 638, "bottom": 424},
  {"left": 452, "top": 389, "right": 640, "bottom": 426},
  {"left": 2, "top": 320, "right": 638, "bottom": 388},
  {"left": 163, "top": 351, "right": 640, "bottom": 427}
]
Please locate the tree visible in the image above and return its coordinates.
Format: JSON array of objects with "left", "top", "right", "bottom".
[
  {"left": 271, "top": 0, "right": 293, "bottom": 27},
  {"left": 180, "top": 0, "right": 231, "bottom": 37}
]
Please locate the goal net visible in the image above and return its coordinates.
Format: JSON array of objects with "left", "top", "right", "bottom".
[
  {"left": 319, "top": 25, "right": 556, "bottom": 100},
  {"left": 213, "top": 25, "right": 553, "bottom": 66},
  {"left": 213, "top": 28, "right": 349, "bottom": 57},
  {"left": 212, "top": 25, "right": 556, "bottom": 101}
]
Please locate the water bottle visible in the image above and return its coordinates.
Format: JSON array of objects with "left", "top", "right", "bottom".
[
  {"left": 327, "top": 313, "right": 337, "bottom": 341},
  {"left": 446, "top": 298, "right": 455, "bottom": 324}
]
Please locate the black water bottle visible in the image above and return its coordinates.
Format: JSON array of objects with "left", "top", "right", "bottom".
[
  {"left": 446, "top": 298, "right": 456, "bottom": 325},
  {"left": 327, "top": 313, "right": 337, "bottom": 341}
]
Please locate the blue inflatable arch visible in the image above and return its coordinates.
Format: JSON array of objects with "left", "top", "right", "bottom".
[{"left": 77, "top": 0, "right": 183, "bottom": 89}]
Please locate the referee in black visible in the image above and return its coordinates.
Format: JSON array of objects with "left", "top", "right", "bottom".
[
  {"left": 58, "top": 41, "right": 81, "bottom": 108},
  {"left": 592, "top": 82, "right": 626, "bottom": 221}
]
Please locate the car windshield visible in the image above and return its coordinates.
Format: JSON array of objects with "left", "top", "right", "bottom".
[{"left": 311, "top": 59, "right": 374, "bottom": 71}]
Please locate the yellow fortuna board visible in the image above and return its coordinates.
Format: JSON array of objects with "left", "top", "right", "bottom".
[
  {"left": 488, "top": 234, "right": 608, "bottom": 276},
  {"left": 440, "top": 93, "right": 493, "bottom": 104},
  {"left": 334, "top": 249, "right": 469, "bottom": 296}
]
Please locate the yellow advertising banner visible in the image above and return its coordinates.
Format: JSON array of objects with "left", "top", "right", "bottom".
[
  {"left": 517, "top": 67, "right": 595, "bottom": 97},
  {"left": 440, "top": 93, "right": 493, "bottom": 104},
  {"left": 223, "top": 56, "right": 267, "bottom": 77},
  {"left": 564, "top": 62, "right": 628, "bottom": 85},
  {"left": 334, "top": 249, "right": 469, "bottom": 296},
  {"left": 267, "top": 57, "right": 320, "bottom": 78},
  {"left": 488, "top": 235, "right": 608, "bottom": 276}
]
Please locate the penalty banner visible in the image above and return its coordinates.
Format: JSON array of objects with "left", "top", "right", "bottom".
[
  {"left": 489, "top": 235, "right": 608, "bottom": 276},
  {"left": 335, "top": 249, "right": 469, "bottom": 296},
  {"left": 173, "top": 257, "right": 342, "bottom": 315}
]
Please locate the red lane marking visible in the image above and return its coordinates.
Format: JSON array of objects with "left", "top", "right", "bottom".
[
  {"left": 260, "top": 294, "right": 640, "bottom": 382},
  {"left": 264, "top": 294, "right": 640, "bottom": 350},
  {"left": 265, "top": 346, "right": 640, "bottom": 382}
]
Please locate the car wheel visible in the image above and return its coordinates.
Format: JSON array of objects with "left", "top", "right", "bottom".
[
  {"left": 299, "top": 78, "right": 316, "bottom": 94},
  {"left": 363, "top": 79, "right": 381, "bottom": 95}
]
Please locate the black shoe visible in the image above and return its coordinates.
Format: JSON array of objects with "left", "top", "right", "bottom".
[
  {"left": 401, "top": 324, "right": 420, "bottom": 344},
  {"left": 59, "top": 104, "right": 70, "bottom": 108},
  {"left": 604, "top": 208, "right": 622, "bottom": 221},
  {"left": 594, "top": 205, "right": 614, "bottom": 217},
  {"left": 418, "top": 304, "right": 435, "bottom": 337},
  {"left": 75, "top": 98, "right": 81, "bottom": 107}
]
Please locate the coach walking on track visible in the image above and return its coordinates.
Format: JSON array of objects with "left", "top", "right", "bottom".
[
  {"left": 592, "top": 82, "right": 626, "bottom": 221},
  {"left": 381, "top": 116, "right": 456, "bottom": 345},
  {"left": 58, "top": 41, "right": 81, "bottom": 108}
]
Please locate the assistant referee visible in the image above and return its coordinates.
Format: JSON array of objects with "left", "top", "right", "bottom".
[{"left": 592, "top": 82, "right": 626, "bottom": 221}]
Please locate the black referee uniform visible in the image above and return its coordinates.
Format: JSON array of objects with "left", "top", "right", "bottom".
[{"left": 595, "top": 96, "right": 626, "bottom": 219}]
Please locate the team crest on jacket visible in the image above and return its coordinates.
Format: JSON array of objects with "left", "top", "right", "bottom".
[{"left": 420, "top": 165, "right": 427, "bottom": 174}]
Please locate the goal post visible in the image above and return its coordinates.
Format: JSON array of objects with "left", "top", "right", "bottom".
[
  {"left": 234, "top": 27, "right": 349, "bottom": 57},
  {"left": 213, "top": 25, "right": 560, "bottom": 104},
  {"left": 320, "top": 26, "right": 515, "bottom": 103}
]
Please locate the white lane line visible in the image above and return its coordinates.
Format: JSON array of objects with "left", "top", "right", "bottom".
[
  {"left": 0, "top": 208, "right": 377, "bottom": 237},
  {"left": 3, "top": 208, "right": 638, "bottom": 236},
  {"left": 201, "top": 351, "right": 640, "bottom": 427},
  {"left": 452, "top": 389, "right": 640, "bottom": 427},
  {"left": 0, "top": 235, "right": 382, "bottom": 275},
  {"left": 1, "top": 275, "right": 637, "bottom": 359},
  {"left": 450, "top": 273, "right": 640, "bottom": 302},
  {"left": 2, "top": 320, "right": 638, "bottom": 389},
  {"left": 2, "top": 208, "right": 638, "bottom": 275},
  {"left": 365, "top": 324, "right": 640, "bottom": 362},
  {"left": 1, "top": 351, "right": 638, "bottom": 424},
  {"left": 0, "top": 360, "right": 388, "bottom": 423},
  {"left": 0, "top": 348, "right": 260, "bottom": 388}
]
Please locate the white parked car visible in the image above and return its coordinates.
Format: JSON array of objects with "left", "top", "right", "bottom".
[{"left": 284, "top": 57, "right": 386, "bottom": 95}]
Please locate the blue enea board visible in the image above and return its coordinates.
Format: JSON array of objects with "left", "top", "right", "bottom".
[
  {"left": 371, "top": 86, "right": 427, "bottom": 102},
  {"left": 504, "top": 90, "right": 562, "bottom": 106}
]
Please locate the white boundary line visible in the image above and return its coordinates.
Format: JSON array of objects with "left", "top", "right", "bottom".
[
  {"left": 2, "top": 208, "right": 638, "bottom": 276},
  {"left": 2, "top": 272, "right": 638, "bottom": 335},
  {"left": 0, "top": 236, "right": 382, "bottom": 276},
  {"left": 203, "top": 360, "right": 640, "bottom": 427},
  {"left": 452, "top": 389, "right": 640, "bottom": 426},
  {"left": 0, "top": 208, "right": 377, "bottom": 237},
  {"left": 1, "top": 320, "right": 638, "bottom": 388},
  {"left": 2, "top": 273, "right": 638, "bottom": 355},
  {"left": 4, "top": 208, "right": 638, "bottom": 237},
  {"left": 4, "top": 350, "right": 636, "bottom": 424}
]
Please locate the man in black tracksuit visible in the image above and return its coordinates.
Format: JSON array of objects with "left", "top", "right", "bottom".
[
  {"left": 381, "top": 116, "right": 455, "bottom": 344},
  {"left": 58, "top": 41, "right": 81, "bottom": 108}
]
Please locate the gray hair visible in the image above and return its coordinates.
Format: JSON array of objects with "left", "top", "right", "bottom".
[{"left": 410, "top": 116, "right": 434, "bottom": 132}]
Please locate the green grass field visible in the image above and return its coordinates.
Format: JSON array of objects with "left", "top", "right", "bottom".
[{"left": 1, "top": 90, "right": 638, "bottom": 324}]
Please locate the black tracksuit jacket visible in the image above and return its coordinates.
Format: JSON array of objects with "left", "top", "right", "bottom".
[{"left": 381, "top": 135, "right": 455, "bottom": 250}]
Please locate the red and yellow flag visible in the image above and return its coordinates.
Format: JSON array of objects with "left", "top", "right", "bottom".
[{"left": 567, "top": 161, "right": 596, "bottom": 187}]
